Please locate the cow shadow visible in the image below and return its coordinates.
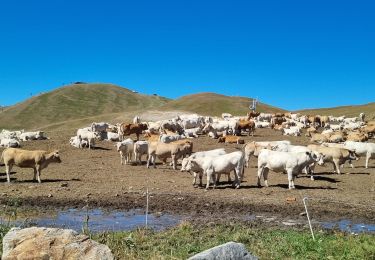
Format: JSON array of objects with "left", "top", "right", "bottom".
[
  {"left": 317, "top": 171, "right": 370, "bottom": 176},
  {"left": 0, "top": 177, "right": 17, "bottom": 183},
  {"left": 92, "top": 146, "right": 112, "bottom": 151},
  {"left": 0, "top": 171, "right": 16, "bottom": 177},
  {"left": 297, "top": 175, "right": 340, "bottom": 183},
  {"left": 15, "top": 178, "right": 82, "bottom": 183},
  {"left": 272, "top": 184, "right": 337, "bottom": 190}
]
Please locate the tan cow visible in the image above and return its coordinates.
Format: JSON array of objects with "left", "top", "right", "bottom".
[
  {"left": 310, "top": 133, "right": 329, "bottom": 143},
  {"left": 147, "top": 140, "right": 193, "bottom": 170},
  {"left": 1, "top": 148, "right": 61, "bottom": 183},
  {"left": 320, "top": 115, "right": 329, "bottom": 127},
  {"left": 218, "top": 136, "right": 244, "bottom": 144},
  {"left": 305, "top": 126, "right": 317, "bottom": 137},
  {"left": 346, "top": 132, "right": 368, "bottom": 142},
  {"left": 307, "top": 144, "right": 358, "bottom": 174}
]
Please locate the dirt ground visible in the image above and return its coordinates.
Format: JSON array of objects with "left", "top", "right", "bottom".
[{"left": 0, "top": 128, "right": 374, "bottom": 224}]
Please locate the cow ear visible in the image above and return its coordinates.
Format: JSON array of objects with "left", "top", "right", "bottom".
[{"left": 305, "top": 151, "right": 310, "bottom": 155}]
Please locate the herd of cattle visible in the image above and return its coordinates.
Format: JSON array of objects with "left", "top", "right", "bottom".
[{"left": 0, "top": 111, "right": 374, "bottom": 189}]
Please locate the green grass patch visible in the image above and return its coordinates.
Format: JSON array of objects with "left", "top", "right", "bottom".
[
  {"left": 0, "top": 221, "right": 373, "bottom": 259},
  {"left": 91, "top": 222, "right": 375, "bottom": 260}
]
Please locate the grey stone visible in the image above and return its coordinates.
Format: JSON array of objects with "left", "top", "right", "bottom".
[{"left": 188, "top": 241, "right": 258, "bottom": 260}]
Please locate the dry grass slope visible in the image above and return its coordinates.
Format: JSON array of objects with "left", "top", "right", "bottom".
[
  {"left": 160, "top": 92, "right": 285, "bottom": 116},
  {"left": 0, "top": 83, "right": 170, "bottom": 130},
  {"left": 298, "top": 102, "right": 375, "bottom": 119}
]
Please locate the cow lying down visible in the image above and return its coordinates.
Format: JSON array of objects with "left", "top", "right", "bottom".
[{"left": 1, "top": 148, "right": 61, "bottom": 183}]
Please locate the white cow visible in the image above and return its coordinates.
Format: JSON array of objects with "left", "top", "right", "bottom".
[
  {"left": 183, "top": 151, "right": 245, "bottom": 189},
  {"left": 343, "top": 141, "right": 375, "bottom": 168},
  {"left": 0, "top": 138, "right": 20, "bottom": 148},
  {"left": 181, "top": 148, "right": 227, "bottom": 186},
  {"left": 254, "top": 121, "right": 271, "bottom": 128},
  {"left": 133, "top": 141, "right": 148, "bottom": 165},
  {"left": 19, "top": 131, "right": 46, "bottom": 141},
  {"left": 257, "top": 150, "right": 324, "bottom": 189},
  {"left": 116, "top": 138, "right": 134, "bottom": 165},
  {"left": 77, "top": 130, "right": 99, "bottom": 149},
  {"left": 105, "top": 132, "right": 120, "bottom": 142},
  {"left": 183, "top": 127, "right": 202, "bottom": 138},
  {"left": 257, "top": 113, "right": 273, "bottom": 122},
  {"left": 69, "top": 136, "right": 89, "bottom": 148},
  {"left": 159, "top": 134, "right": 186, "bottom": 143},
  {"left": 282, "top": 128, "right": 301, "bottom": 136}
]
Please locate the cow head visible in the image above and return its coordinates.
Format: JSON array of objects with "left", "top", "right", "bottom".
[
  {"left": 309, "top": 151, "right": 325, "bottom": 165},
  {"left": 51, "top": 150, "right": 62, "bottom": 163},
  {"left": 348, "top": 150, "right": 360, "bottom": 161}
]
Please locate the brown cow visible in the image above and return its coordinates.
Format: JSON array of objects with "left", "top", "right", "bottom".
[
  {"left": 271, "top": 116, "right": 286, "bottom": 125},
  {"left": 235, "top": 120, "right": 255, "bottom": 136},
  {"left": 218, "top": 136, "right": 245, "bottom": 144},
  {"left": 247, "top": 111, "right": 260, "bottom": 120},
  {"left": 119, "top": 123, "right": 148, "bottom": 141},
  {"left": 1, "top": 148, "right": 61, "bottom": 183}
]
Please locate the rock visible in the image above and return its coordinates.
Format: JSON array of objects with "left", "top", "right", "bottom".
[
  {"left": 47, "top": 194, "right": 53, "bottom": 198},
  {"left": 2, "top": 227, "right": 114, "bottom": 260},
  {"left": 188, "top": 241, "right": 258, "bottom": 260},
  {"left": 60, "top": 183, "right": 68, "bottom": 187}
]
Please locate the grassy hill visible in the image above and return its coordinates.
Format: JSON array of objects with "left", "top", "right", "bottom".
[
  {"left": 298, "top": 102, "right": 375, "bottom": 119},
  {"left": 160, "top": 92, "right": 285, "bottom": 116},
  {"left": 0, "top": 83, "right": 170, "bottom": 130}
]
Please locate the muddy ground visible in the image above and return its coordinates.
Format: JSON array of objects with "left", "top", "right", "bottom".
[{"left": 0, "top": 128, "right": 374, "bottom": 225}]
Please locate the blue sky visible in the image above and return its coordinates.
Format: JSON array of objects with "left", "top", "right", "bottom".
[{"left": 0, "top": 0, "right": 374, "bottom": 110}]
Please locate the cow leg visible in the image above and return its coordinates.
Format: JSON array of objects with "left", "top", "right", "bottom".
[
  {"left": 262, "top": 168, "right": 269, "bottom": 187},
  {"left": 199, "top": 172, "right": 203, "bottom": 186},
  {"left": 146, "top": 154, "right": 153, "bottom": 168},
  {"left": 172, "top": 155, "right": 177, "bottom": 170},
  {"left": 287, "top": 170, "right": 294, "bottom": 189},
  {"left": 333, "top": 160, "right": 341, "bottom": 174},
  {"left": 5, "top": 164, "right": 12, "bottom": 183},
  {"left": 192, "top": 172, "right": 197, "bottom": 186},
  {"left": 205, "top": 172, "right": 211, "bottom": 190},
  {"left": 33, "top": 168, "right": 37, "bottom": 181},
  {"left": 365, "top": 152, "right": 370, "bottom": 169},
  {"left": 257, "top": 167, "right": 264, "bottom": 187},
  {"left": 36, "top": 165, "right": 42, "bottom": 183}
]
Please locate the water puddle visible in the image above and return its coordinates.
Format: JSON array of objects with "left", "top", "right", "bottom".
[
  {"left": 0, "top": 208, "right": 182, "bottom": 233},
  {"left": 320, "top": 220, "right": 375, "bottom": 234},
  {"left": 1, "top": 208, "right": 374, "bottom": 234}
]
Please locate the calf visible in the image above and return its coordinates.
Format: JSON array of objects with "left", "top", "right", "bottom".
[
  {"left": 1, "top": 148, "right": 61, "bottom": 183},
  {"left": 133, "top": 141, "right": 149, "bottom": 165},
  {"left": 77, "top": 129, "right": 99, "bottom": 149},
  {"left": 116, "top": 138, "right": 134, "bottom": 165}
]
